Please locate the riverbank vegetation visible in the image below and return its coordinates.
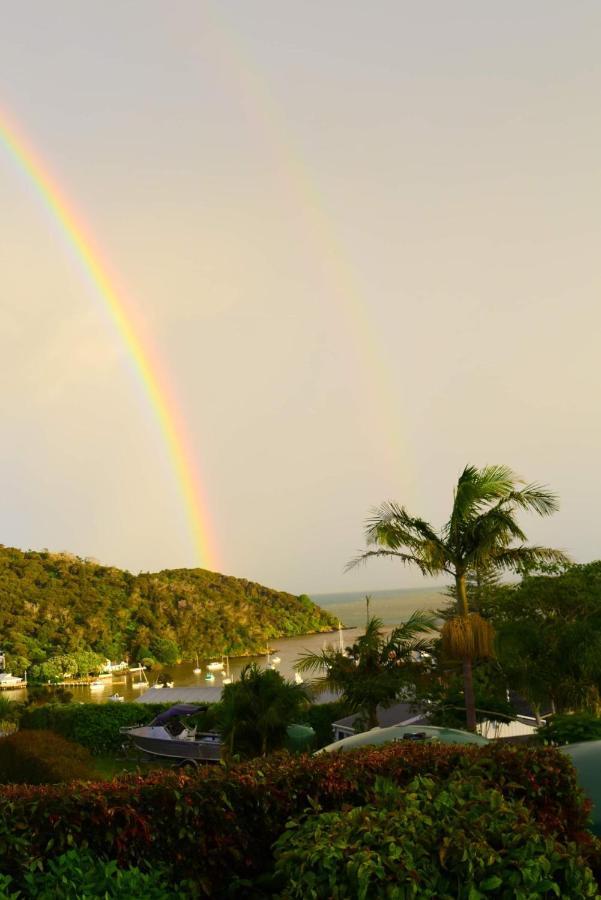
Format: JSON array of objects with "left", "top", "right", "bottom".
[{"left": 0, "top": 546, "right": 336, "bottom": 675}]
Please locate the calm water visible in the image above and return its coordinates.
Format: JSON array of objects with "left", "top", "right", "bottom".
[{"left": 4, "top": 585, "right": 446, "bottom": 704}]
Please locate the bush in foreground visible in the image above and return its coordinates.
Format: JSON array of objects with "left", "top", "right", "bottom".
[
  {"left": 274, "top": 774, "right": 598, "bottom": 899},
  {"left": 0, "top": 731, "right": 93, "bottom": 784},
  {"left": 0, "top": 849, "right": 179, "bottom": 900},
  {"left": 0, "top": 743, "right": 595, "bottom": 896}
]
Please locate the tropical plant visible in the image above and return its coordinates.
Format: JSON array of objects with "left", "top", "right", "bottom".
[
  {"left": 349, "top": 465, "right": 568, "bottom": 729},
  {"left": 217, "top": 664, "right": 310, "bottom": 758},
  {"left": 540, "top": 713, "right": 601, "bottom": 746},
  {"left": 296, "top": 610, "right": 436, "bottom": 729}
]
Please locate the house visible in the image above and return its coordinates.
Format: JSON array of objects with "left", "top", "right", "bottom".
[{"left": 331, "top": 702, "right": 428, "bottom": 742}]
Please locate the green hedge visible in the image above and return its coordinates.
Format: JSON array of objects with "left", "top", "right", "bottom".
[
  {"left": 0, "top": 743, "right": 595, "bottom": 897},
  {"left": 19, "top": 703, "right": 208, "bottom": 755}
]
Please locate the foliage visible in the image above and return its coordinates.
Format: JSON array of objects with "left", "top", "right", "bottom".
[
  {"left": 274, "top": 774, "right": 598, "bottom": 899},
  {"left": 423, "top": 659, "right": 516, "bottom": 730},
  {"left": 296, "top": 611, "right": 436, "bottom": 729},
  {"left": 298, "top": 700, "right": 352, "bottom": 749},
  {"left": 0, "top": 743, "right": 593, "bottom": 897},
  {"left": 540, "top": 713, "right": 601, "bottom": 746},
  {"left": 0, "top": 849, "right": 180, "bottom": 899},
  {"left": 484, "top": 563, "right": 601, "bottom": 715},
  {"left": 19, "top": 702, "right": 190, "bottom": 754},
  {"left": 0, "top": 731, "right": 93, "bottom": 784},
  {"left": 29, "top": 651, "right": 105, "bottom": 683},
  {"left": 217, "top": 664, "right": 310, "bottom": 758},
  {"left": 0, "top": 545, "right": 337, "bottom": 674},
  {"left": 350, "top": 465, "right": 566, "bottom": 729}
]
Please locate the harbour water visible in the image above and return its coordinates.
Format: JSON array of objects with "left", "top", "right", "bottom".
[{"left": 4, "top": 585, "right": 447, "bottom": 704}]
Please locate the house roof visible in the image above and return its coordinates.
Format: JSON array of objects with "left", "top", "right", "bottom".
[{"left": 332, "top": 702, "right": 428, "bottom": 731}]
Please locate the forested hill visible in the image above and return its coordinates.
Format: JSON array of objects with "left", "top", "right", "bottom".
[{"left": 0, "top": 546, "right": 337, "bottom": 673}]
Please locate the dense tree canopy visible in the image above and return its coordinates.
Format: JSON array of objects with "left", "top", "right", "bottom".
[{"left": 0, "top": 546, "right": 337, "bottom": 673}]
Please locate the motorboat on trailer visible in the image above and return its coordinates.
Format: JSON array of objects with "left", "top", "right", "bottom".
[{"left": 120, "top": 704, "right": 222, "bottom": 764}]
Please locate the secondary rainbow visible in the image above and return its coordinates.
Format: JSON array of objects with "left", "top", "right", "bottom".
[{"left": 0, "top": 108, "right": 218, "bottom": 570}]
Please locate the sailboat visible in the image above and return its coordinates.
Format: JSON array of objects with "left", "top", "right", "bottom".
[
  {"left": 338, "top": 620, "right": 345, "bottom": 654},
  {"left": 222, "top": 657, "right": 232, "bottom": 685},
  {"left": 294, "top": 672, "right": 304, "bottom": 685},
  {"left": 132, "top": 664, "right": 149, "bottom": 690},
  {"left": 193, "top": 654, "right": 202, "bottom": 675}
]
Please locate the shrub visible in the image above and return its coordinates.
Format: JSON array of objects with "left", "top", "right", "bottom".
[
  {"left": 0, "top": 731, "right": 93, "bottom": 784},
  {"left": 0, "top": 743, "right": 594, "bottom": 896},
  {"left": 273, "top": 774, "right": 598, "bottom": 899},
  {"left": 20, "top": 849, "right": 180, "bottom": 899},
  {"left": 539, "top": 713, "right": 601, "bottom": 746}
]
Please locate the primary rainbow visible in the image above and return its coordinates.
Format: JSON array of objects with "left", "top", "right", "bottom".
[{"left": 0, "top": 108, "right": 218, "bottom": 570}]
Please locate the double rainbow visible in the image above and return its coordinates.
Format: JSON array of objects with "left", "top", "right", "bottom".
[{"left": 0, "top": 109, "right": 218, "bottom": 570}]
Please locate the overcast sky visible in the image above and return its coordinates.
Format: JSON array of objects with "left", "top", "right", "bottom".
[{"left": 0, "top": 1, "right": 599, "bottom": 593}]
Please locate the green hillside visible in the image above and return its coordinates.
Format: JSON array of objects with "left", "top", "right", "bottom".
[{"left": 0, "top": 546, "right": 336, "bottom": 674}]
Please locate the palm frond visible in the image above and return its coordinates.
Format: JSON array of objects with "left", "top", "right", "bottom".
[
  {"left": 346, "top": 549, "right": 445, "bottom": 575},
  {"left": 490, "top": 545, "right": 571, "bottom": 574},
  {"left": 505, "top": 483, "right": 560, "bottom": 517}
]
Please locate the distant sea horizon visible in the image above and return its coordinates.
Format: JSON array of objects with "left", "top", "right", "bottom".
[{"left": 310, "top": 585, "right": 449, "bottom": 628}]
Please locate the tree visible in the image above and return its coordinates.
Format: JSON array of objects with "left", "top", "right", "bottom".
[
  {"left": 484, "top": 562, "right": 601, "bottom": 715},
  {"left": 296, "top": 610, "right": 436, "bottom": 730},
  {"left": 217, "top": 664, "right": 309, "bottom": 758},
  {"left": 349, "top": 465, "right": 568, "bottom": 730}
]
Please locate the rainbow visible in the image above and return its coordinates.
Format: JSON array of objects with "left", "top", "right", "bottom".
[
  {"left": 198, "top": 5, "right": 411, "bottom": 490},
  {"left": 0, "top": 108, "right": 218, "bottom": 570}
]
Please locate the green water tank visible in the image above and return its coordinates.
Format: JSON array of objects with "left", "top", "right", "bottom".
[
  {"left": 562, "top": 741, "right": 601, "bottom": 835},
  {"left": 319, "top": 724, "right": 488, "bottom": 754},
  {"left": 285, "top": 723, "right": 316, "bottom": 753}
]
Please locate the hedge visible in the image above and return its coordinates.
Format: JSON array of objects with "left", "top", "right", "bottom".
[{"left": 0, "top": 742, "right": 595, "bottom": 897}]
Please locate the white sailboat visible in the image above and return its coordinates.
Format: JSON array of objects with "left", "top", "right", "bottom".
[
  {"left": 132, "top": 664, "right": 149, "bottom": 690},
  {"left": 222, "top": 657, "right": 232, "bottom": 685},
  {"left": 193, "top": 654, "right": 202, "bottom": 675}
]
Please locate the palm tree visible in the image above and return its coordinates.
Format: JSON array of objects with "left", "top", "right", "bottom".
[
  {"left": 296, "top": 609, "right": 436, "bottom": 730},
  {"left": 217, "top": 663, "right": 309, "bottom": 758},
  {"left": 349, "top": 465, "right": 568, "bottom": 730}
]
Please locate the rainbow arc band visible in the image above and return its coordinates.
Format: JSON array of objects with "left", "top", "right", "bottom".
[{"left": 0, "top": 108, "right": 217, "bottom": 570}]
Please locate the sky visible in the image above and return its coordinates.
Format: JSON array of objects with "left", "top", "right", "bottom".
[{"left": 0, "top": 1, "right": 599, "bottom": 594}]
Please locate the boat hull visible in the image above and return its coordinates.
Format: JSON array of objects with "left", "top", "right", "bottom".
[{"left": 123, "top": 726, "right": 222, "bottom": 762}]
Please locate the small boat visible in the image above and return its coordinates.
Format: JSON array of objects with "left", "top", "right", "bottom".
[
  {"left": 204, "top": 672, "right": 215, "bottom": 682},
  {"left": 131, "top": 663, "right": 149, "bottom": 690},
  {"left": 165, "top": 681, "right": 174, "bottom": 689},
  {"left": 294, "top": 672, "right": 304, "bottom": 685},
  {"left": 108, "top": 693, "right": 124, "bottom": 702},
  {"left": 193, "top": 654, "right": 202, "bottom": 675},
  {"left": 271, "top": 655, "right": 281, "bottom": 665},
  {"left": 89, "top": 680, "right": 105, "bottom": 690},
  {"left": 207, "top": 660, "right": 224, "bottom": 672},
  {"left": 121, "top": 704, "right": 222, "bottom": 764}
]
